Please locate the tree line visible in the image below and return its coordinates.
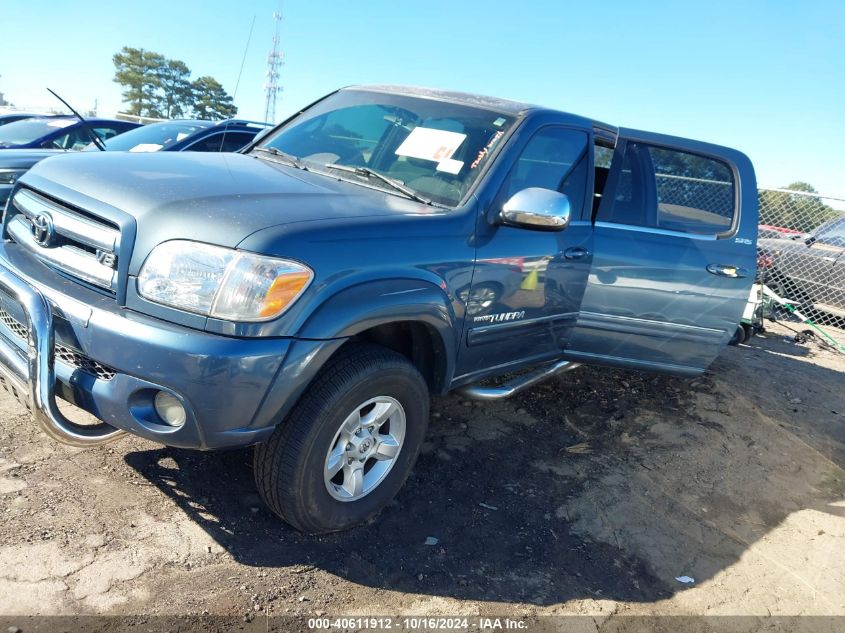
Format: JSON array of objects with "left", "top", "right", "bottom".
[
  {"left": 759, "top": 182, "right": 840, "bottom": 232},
  {"left": 113, "top": 47, "right": 237, "bottom": 120}
]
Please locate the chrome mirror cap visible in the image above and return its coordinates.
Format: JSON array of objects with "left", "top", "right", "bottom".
[{"left": 500, "top": 187, "right": 571, "bottom": 231}]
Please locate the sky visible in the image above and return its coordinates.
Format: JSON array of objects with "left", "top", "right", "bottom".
[{"left": 1, "top": 0, "right": 843, "bottom": 198}]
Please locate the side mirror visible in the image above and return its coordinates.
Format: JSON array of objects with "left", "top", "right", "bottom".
[{"left": 500, "top": 188, "right": 571, "bottom": 231}]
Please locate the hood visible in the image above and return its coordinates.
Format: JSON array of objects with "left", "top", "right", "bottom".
[
  {"left": 18, "top": 151, "right": 433, "bottom": 269},
  {"left": 0, "top": 149, "right": 66, "bottom": 170}
]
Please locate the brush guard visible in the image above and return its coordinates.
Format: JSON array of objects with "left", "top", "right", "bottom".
[{"left": 0, "top": 269, "right": 124, "bottom": 446}]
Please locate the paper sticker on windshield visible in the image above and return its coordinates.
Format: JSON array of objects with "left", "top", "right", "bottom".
[
  {"left": 129, "top": 143, "right": 163, "bottom": 153},
  {"left": 176, "top": 132, "right": 190, "bottom": 141},
  {"left": 395, "top": 127, "right": 466, "bottom": 163},
  {"left": 47, "top": 119, "right": 74, "bottom": 128},
  {"left": 436, "top": 158, "right": 464, "bottom": 175}
]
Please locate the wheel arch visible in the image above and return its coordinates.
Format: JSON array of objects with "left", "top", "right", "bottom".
[
  {"left": 296, "top": 279, "right": 459, "bottom": 393},
  {"left": 251, "top": 280, "right": 461, "bottom": 433}
]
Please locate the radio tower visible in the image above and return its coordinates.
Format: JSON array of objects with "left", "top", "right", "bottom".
[{"left": 263, "top": 11, "right": 284, "bottom": 123}]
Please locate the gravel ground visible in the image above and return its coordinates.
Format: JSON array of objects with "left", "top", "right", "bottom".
[{"left": 0, "top": 323, "right": 843, "bottom": 630}]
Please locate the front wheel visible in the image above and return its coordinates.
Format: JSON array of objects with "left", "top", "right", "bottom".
[{"left": 253, "top": 344, "right": 429, "bottom": 533}]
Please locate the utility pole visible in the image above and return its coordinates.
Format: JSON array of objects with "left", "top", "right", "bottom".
[{"left": 263, "top": 11, "right": 284, "bottom": 124}]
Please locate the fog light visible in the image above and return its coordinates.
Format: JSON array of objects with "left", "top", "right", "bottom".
[{"left": 154, "top": 391, "right": 186, "bottom": 427}]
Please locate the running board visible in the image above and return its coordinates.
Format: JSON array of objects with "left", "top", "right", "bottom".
[{"left": 458, "top": 360, "right": 581, "bottom": 401}]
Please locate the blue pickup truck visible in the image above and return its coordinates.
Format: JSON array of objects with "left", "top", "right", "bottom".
[{"left": 0, "top": 86, "right": 757, "bottom": 532}]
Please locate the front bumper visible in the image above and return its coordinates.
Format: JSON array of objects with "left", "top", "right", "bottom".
[
  {"left": 0, "top": 242, "right": 309, "bottom": 450},
  {"left": 0, "top": 265, "right": 124, "bottom": 446}
]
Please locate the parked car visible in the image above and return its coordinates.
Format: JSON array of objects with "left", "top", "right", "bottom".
[
  {"left": 0, "top": 150, "right": 65, "bottom": 209},
  {"left": 0, "top": 119, "right": 272, "bottom": 209},
  {"left": 0, "top": 116, "right": 139, "bottom": 150},
  {"left": 90, "top": 119, "right": 273, "bottom": 153},
  {"left": 757, "top": 224, "right": 802, "bottom": 240},
  {"left": 0, "top": 85, "right": 757, "bottom": 533},
  {"left": 758, "top": 217, "right": 845, "bottom": 317}
]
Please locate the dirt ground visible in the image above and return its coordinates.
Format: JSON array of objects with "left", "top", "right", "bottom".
[{"left": 1, "top": 322, "right": 844, "bottom": 629}]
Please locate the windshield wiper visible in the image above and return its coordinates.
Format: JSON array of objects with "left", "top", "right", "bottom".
[
  {"left": 323, "top": 163, "right": 434, "bottom": 206},
  {"left": 252, "top": 146, "right": 306, "bottom": 170},
  {"left": 46, "top": 87, "right": 106, "bottom": 151}
]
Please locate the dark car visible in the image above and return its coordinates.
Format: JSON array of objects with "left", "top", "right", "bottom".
[
  {"left": 0, "top": 85, "right": 757, "bottom": 533},
  {"left": 0, "top": 150, "right": 66, "bottom": 207},
  {"left": 0, "top": 116, "right": 139, "bottom": 150},
  {"left": 0, "top": 119, "right": 271, "bottom": 208},
  {"left": 92, "top": 119, "right": 272, "bottom": 153},
  {"left": 758, "top": 217, "right": 845, "bottom": 318}
]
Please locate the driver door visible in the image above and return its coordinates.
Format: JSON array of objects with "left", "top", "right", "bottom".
[{"left": 454, "top": 125, "right": 594, "bottom": 383}]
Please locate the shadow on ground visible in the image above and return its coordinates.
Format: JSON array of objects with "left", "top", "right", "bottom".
[{"left": 125, "top": 332, "right": 845, "bottom": 607}]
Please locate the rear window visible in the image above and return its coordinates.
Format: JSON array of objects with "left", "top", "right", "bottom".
[
  {"left": 598, "top": 142, "right": 736, "bottom": 235},
  {"left": 98, "top": 121, "right": 212, "bottom": 152},
  {"left": 0, "top": 118, "right": 74, "bottom": 147},
  {"left": 186, "top": 131, "right": 257, "bottom": 152}
]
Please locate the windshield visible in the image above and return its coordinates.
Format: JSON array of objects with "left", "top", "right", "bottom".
[
  {"left": 815, "top": 218, "right": 845, "bottom": 247},
  {"left": 95, "top": 121, "right": 212, "bottom": 152},
  {"left": 256, "top": 90, "right": 517, "bottom": 207},
  {"left": 0, "top": 118, "right": 74, "bottom": 147}
]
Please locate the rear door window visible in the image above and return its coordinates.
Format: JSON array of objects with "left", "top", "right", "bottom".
[{"left": 598, "top": 142, "right": 736, "bottom": 235}]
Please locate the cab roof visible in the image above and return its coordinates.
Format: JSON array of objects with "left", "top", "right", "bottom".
[{"left": 346, "top": 84, "right": 618, "bottom": 143}]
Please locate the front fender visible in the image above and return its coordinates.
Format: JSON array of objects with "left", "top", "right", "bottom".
[
  {"left": 250, "top": 279, "right": 461, "bottom": 430},
  {"left": 297, "top": 278, "right": 460, "bottom": 362}
]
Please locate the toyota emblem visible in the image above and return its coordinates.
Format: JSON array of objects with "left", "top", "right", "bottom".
[{"left": 30, "top": 213, "right": 55, "bottom": 247}]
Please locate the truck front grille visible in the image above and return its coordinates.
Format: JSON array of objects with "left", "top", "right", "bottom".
[
  {"left": 0, "top": 305, "right": 116, "bottom": 381},
  {"left": 54, "top": 343, "right": 117, "bottom": 381},
  {"left": 0, "top": 306, "right": 28, "bottom": 339},
  {"left": 5, "top": 189, "right": 120, "bottom": 294}
]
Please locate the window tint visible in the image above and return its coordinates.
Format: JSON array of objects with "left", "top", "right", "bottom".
[
  {"left": 592, "top": 145, "right": 614, "bottom": 215},
  {"left": 0, "top": 118, "right": 72, "bottom": 146},
  {"left": 816, "top": 218, "right": 845, "bottom": 247},
  {"left": 263, "top": 90, "right": 516, "bottom": 206},
  {"left": 98, "top": 121, "right": 212, "bottom": 151},
  {"left": 53, "top": 127, "right": 95, "bottom": 150},
  {"left": 598, "top": 142, "right": 735, "bottom": 235},
  {"left": 501, "top": 127, "right": 589, "bottom": 215},
  {"left": 594, "top": 145, "right": 613, "bottom": 168},
  {"left": 275, "top": 103, "right": 394, "bottom": 166},
  {"left": 93, "top": 126, "right": 120, "bottom": 141},
  {"left": 187, "top": 131, "right": 255, "bottom": 152}
]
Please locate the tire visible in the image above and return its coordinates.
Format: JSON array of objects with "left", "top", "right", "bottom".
[
  {"left": 728, "top": 324, "right": 747, "bottom": 346},
  {"left": 253, "top": 343, "right": 430, "bottom": 534}
]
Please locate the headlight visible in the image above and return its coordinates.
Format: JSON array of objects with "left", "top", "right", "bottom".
[
  {"left": 0, "top": 169, "right": 27, "bottom": 186},
  {"left": 137, "top": 240, "right": 313, "bottom": 321}
]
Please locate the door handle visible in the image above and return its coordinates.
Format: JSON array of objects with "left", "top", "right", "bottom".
[
  {"left": 564, "top": 247, "right": 590, "bottom": 260},
  {"left": 706, "top": 263, "right": 749, "bottom": 278}
]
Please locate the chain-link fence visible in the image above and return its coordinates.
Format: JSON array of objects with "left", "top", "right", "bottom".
[
  {"left": 757, "top": 187, "right": 845, "bottom": 342},
  {"left": 651, "top": 173, "right": 845, "bottom": 346},
  {"left": 656, "top": 173, "right": 734, "bottom": 217}
]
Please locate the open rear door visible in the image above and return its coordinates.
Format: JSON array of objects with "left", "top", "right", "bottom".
[{"left": 566, "top": 129, "right": 758, "bottom": 376}]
